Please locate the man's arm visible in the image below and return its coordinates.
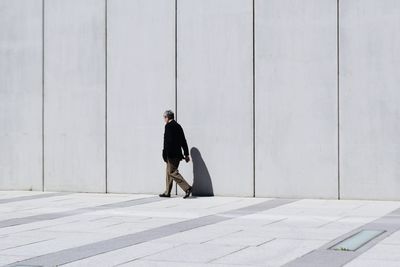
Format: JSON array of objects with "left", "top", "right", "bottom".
[
  {"left": 163, "top": 124, "right": 172, "bottom": 162},
  {"left": 162, "top": 149, "right": 167, "bottom": 162}
]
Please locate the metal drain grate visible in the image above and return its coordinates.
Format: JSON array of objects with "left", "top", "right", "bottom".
[{"left": 329, "top": 229, "right": 386, "bottom": 251}]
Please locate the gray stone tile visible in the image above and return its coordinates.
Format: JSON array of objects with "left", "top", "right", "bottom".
[
  {"left": 203, "top": 229, "right": 275, "bottom": 246},
  {"left": 61, "top": 241, "right": 180, "bottom": 267},
  {"left": 213, "top": 238, "right": 326, "bottom": 266},
  {"left": 143, "top": 243, "right": 246, "bottom": 263},
  {"left": 381, "top": 230, "right": 400, "bottom": 245},
  {"left": 345, "top": 258, "right": 400, "bottom": 267},
  {"left": 118, "top": 259, "right": 250, "bottom": 267},
  {"left": 2, "top": 192, "right": 399, "bottom": 267},
  {"left": 283, "top": 206, "right": 400, "bottom": 267},
  {"left": 352, "top": 243, "right": 400, "bottom": 261},
  {"left": 5, "top": 199, "right": 296, "bottom": 267},
  {"left": 0, "top": 193, "right": 70, "bottom": 204},
  {"left": 0, "top": 196, "right": 165, "bottom": 229}
]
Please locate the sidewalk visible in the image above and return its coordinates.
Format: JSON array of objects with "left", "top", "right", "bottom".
[{"left": 0, "top": 191, "right": 399, "bottom": 266}]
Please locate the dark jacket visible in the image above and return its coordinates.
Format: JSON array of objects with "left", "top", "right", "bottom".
[{"left": 162, "top": 120, "right": 189, "bottom": 161}]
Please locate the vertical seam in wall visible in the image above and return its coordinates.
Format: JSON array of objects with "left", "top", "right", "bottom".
[
  {"left": 252, "top": 0, "right": 256, "bottom": 198},
  {"left": 42, "top": 0, "right": 45, "bottom": 192},
  {"left": 175, "top": 0, "right": 178, "bottom": 120},
  {"left": 337, "top": 0, "right": 341, "bottom": 200},
  {"left": 174, "top": 0, "right": 178, "bottom": 196},
  {"left": 105, "top": 0, "right": 108, "bottom": 193}
]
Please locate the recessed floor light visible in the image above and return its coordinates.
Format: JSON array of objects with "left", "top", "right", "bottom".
[{"left": 329, "top": 229, "right": 386, "bottom": 251}]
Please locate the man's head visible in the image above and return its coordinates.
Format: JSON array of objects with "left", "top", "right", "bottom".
[{"left": 163, "top": 110, "right": 174, "bottom": 123}]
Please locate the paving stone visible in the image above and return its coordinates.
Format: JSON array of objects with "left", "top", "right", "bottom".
[
  {"left": 344, "top": 258, "right": 400, "bottom": 267},
  {"left": 62, "top": 241, "right": 180, "bottom": 267},
  {"left": 0, "top": 191, "right": 399, "bottom": 267},
  {"left": 212, "top": 238, "right": 326, "bottom": 266},
  {"left": 143, "top": 243, "right": 246, "bottom": 263}
]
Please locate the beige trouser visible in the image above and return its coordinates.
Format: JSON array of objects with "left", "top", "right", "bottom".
[{"left": 164, "top": 158, "right": 191, "bottom": 195}]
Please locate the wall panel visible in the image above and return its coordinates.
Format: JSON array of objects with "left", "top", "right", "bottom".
[
  {"left": 255, "top": 0, "right": 338, "bottom": 198},
  {"left": 177, "top": 0, "right": 253, "bottom": 196},
  {"left": 44, "top": 0, "right": 106, "bottom": 192},
  {"left": 0, "top": 0, "right": 43, "bottom": 190},
  {"left": 340, "top": 0, "right": 400, "bottom": 200},
  {"left": 107, "top": 0, "right": 175, "bottom": 193}
]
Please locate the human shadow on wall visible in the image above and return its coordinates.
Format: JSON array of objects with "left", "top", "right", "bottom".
[{"left": 191, "top": 147, "right": 214, "bottom": 197}]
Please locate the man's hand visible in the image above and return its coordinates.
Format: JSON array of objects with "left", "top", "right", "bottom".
[{"left": 184, "top": 155, "right": 190, "bottom": 163}]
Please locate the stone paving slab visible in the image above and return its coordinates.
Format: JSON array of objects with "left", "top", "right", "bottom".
[
  {"left": 0, "top": 192, "right": 70, "bottom": 204},
  {"left": 0, "top": 193, "right": 153, "bottom": 222},
  {"left": 283, "top": 204, "right": 400, "bottom": 267},
  {"left": 0, "top": 191, "right": 398, "bottom": 267},
  {"left": 344, "top": 243, "right": 400, "bottom": 266},
  {"left": 4, "top": 199, "right": 295, "bottom": 266},
  {"left": 212, "top": 238, "right": 327, "bottom": 266}
]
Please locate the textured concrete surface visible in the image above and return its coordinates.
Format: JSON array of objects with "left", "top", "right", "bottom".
[
  {"left": 107, "top": 0, "right": 175, "bottom": 194},
  {"left": 255, "top": 0, "right": 338, "bottom": 198},
  {"left": 177, "top": 0, "right": 254, "bottom": 196},
  {"left": 0, "top": 191, "right": 399, "bottom": 266},
  {"left": 1, "top": 0, "right": 400, "bottom": 201},
  {"left": 43, "top": 0, "right": 106, "bottom": 192},
  {"left": 284, "top": 201, "right": 400, "bottom": 266},
  {"left": 0, "top": 0, "right": 43, "bottom": 190},
  {"left": 339, "top": 0, "right": 400, "bottom": 200},
  {"left": 0, "top": 192, "right": 68, "bottom": 204}
]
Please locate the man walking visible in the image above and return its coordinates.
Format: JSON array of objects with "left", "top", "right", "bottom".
[{"left": 159, "top": 110, "right": 192, "bottom": 199}]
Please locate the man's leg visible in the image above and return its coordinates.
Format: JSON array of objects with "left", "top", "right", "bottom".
[
  {"left": 164, "top": 162, "right": 173, "bottom": 195},
  {"left": 167, "top": 158, "right": 191, "bottom": 192}
]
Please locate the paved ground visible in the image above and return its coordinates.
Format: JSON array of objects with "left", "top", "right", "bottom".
[{"left": 0, "top": 191, "right": 399, "bottom": 267}]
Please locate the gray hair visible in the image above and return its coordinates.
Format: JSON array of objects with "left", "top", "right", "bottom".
[{"left": 163, "top": 110, "right": 174, "bottom": 120}]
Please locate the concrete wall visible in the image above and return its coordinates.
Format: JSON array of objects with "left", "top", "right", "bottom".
[
  {"left": 43, "top": 0, "right": 106, "bottom": 192},
  {"left": 339, "top": 0, "right": 400, "bottom": 200},
  {"left": 177, "top": 0, "right": 254, "bottom": 196},
  {"left": 0, "top": 0, "right": 43, "bottom": 190},
  {"left": 107, "top": 0, "right": 175, "bottom": 193},
  {"left": 255, "top": 0, "right": 338, "bottom": 198},
  {"left": 1, "top": 0, "right": 399, "bottom": 200}
]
